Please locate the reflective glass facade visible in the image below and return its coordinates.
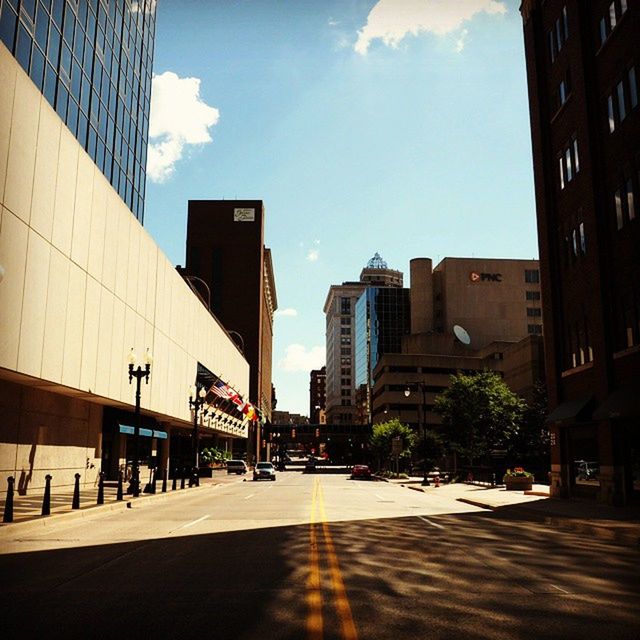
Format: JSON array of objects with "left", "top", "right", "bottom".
[
  {"left": 0, "top": 0, "right": 156, "bottom": 222},
  {"left": 355, "top": 287, "right": 410, "bottom": 388}
]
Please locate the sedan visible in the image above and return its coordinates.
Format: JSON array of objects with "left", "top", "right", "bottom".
[
  {"left": 350, "top": 464, "right": 372, "bottom": 480},
  {"left": 253, "top": 462, "right": 276, "bottom": 481}
]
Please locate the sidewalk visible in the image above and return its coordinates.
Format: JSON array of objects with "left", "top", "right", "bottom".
[
  {"left": 0, "top": 469, "right": 246, "bottom": 536},
  {"left": 386, "top": 476, "right": 640, "bottom": 549}
]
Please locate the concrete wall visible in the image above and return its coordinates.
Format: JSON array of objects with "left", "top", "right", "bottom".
[{"left": 0, "top": 44, "right": 249, "bottom": 491}]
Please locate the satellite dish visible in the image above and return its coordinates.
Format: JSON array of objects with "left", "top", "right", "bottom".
[{"left": 453, "top": 324, "right": 471, "bottom": 346}]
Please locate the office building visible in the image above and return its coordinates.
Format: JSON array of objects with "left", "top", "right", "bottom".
[
  {"left": 324, "top": 253, "right": 403, "bottom": 424},
  {"left": 0, "top": 0, "right": 153, "bottom": 221},
  {"left": 182, "top": 200, "right": 277, "bottom": 462},
  {"left": 521, "top": 0, "right": 639, "bottom": 504},
  {"left": 309, "top": 366, "right": 326, "bottom": 424},
  {"left": 354, "top": 286, "right": 410, "bottom": 423},
  {"left": 0, "top": 9, "right": 249, "bottom": 496}
]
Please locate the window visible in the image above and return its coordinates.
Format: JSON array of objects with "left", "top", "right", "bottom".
[
  {"left": 627, "top": 178, "right": 636, "bottom": 221},
  {"left": 341, "top": 317, "right": 350, "bottom": 325},
  {"left": 630, "top": 67, "right": 638, "bottom": 109},
  {"left": 340, "top": 327, "right": 350, "bottom": 335},
  {"left": 525, "top": 269, "right": 540, "bottom": 283},
  {"left": 341, "top": 389, "right": 350, "bottom": 397},
  {"left": 609, "top": 2, "right": 617, "bottom": 30},
  {"left": 527, "top": 308, "right": 542, "bottom": 317},
  {"left": 526, "top": 291, "right": 541, "bottom": 301},
  {"left": 340, "top": 337, "right": 351, "bottom": 345},
  {"left": 579, "top": 222, "right": 586, "bottom": 254},
  {"left": 608, "top": 95, "right": 616, "bottom": 133},
  {"left": 528, "top": 324, "right": 543, "bottom": 335},
  {"left": 571, "top": 229, "right": 578, "bottom": 257},
  {"left": 340, "top": 348, "right": 351, "bottom": 356},
  {"left": 548, "top": 6, "right": 568, "bottom": 63},
  {"left": 340, "top": 357, "right": 351, "bottom": 365},
  {"left": 615, "top": 189, "right": 624, "bottom": 229},
  {"left": 617, "top": 81, "right": 626, "bottom": 122},
  {"left": 558, "top": 137, "right": 580, "bottom": 189},
  {"left": 341, "top": 378, "right": 350, "bottom": 386}
]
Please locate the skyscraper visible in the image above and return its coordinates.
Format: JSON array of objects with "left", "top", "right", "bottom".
[
  {"left": 0, "top": 0, "right": 155, "bottom": 220},
  {"left": 309, "top": 366, "right": 326, "bottom": 424},
  {"left": 324, "top": 254, "right": 403, "bottom": 424},
  {"left": 521, "top": 0, "right": 639, "bottom": 504}
]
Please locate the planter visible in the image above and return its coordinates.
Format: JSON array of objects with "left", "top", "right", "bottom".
[{"left": 504, "top": 476, "right": 533, "bottom": 491}]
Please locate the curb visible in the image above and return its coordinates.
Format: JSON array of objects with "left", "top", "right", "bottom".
[{"left": 0, "top": 482, "right": 219, "bottom": 539}]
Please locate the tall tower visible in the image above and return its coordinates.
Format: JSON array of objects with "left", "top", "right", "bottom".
[
  {"left": 521, "top": 0, "right": 639, "bottom": 504},
  {"left": 323, "top": 254, "right": 403, "bottom": 424}
]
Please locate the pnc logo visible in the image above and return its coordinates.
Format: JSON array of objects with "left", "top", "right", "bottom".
[{"left": 470, "top": 272, "right": 502, "bottom": 283}]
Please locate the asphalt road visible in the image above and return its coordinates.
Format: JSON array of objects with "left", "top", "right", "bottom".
[{"left": 1, "top": 472, "right": 638, "bottom": 640}]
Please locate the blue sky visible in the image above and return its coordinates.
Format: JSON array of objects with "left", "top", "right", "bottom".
[{"left": 144, "top": 0, "right": 537, "bottom": 416}]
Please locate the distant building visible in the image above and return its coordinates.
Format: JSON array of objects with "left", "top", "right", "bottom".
[
  {"left": 182, "top": 200, "right": 277, "bottom": 462},
  {"left": 309, "top": 367, "right": 326, "bottom": 424},
  {"left": 272, "top": 411, "right": 309, "bottom": 425},
  {"left": 520, "top": 0, "right": 640, "bottom": 503},
  {"left": 324, "top": 254, "right": 403, "bottom": 424}
]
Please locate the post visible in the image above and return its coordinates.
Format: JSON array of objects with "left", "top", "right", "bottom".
[
  {"left": 162, "top": 468, "right": 167, "bottom": 493},
  {"left": 3, "top": 476, "right": 15, "bottom": 523},
  {"left": 150, "top": 467, "right": 156, "bottom": 494},
  {"left": 172, "top": 469, "right": 177, "bottom": 491},
  {"left": 72, "top": 473, "right": 81, "bottom": 509},
  {"left": 180, "top": 468, "right": 186, "bottom": 490},
  {"left": 117, "top": 471, "right": 124, "bottom": 501},
  {"left": 132, "top": 375, "right": 142, "bottom": 497},
  {"left": 421, "top": 384, "right": 430, "bottom": 486},
  {"left": 97, "top": 472, "right": 105, "bottom": 505},
  {"left": 42, "top": 474, "right": 53, "bottom": 516}
]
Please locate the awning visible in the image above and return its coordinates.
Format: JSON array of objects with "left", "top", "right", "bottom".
[
  {"left": 119, "top": 424, "right": 167, "bottom": 439},
  {"left": 545, "top": 395, "right": 593, "bottom": 424},
  {"left": 593, "top": 384, "right": 640, "bottom": 420}
]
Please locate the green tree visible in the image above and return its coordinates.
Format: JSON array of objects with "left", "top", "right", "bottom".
[
  {"left": 434, "top": 371, "right": 525, "bottom": 464},
  {"left": 369, "top": 418, "right": 416, "bottom": 470},
  {"left": 508, "top": 380, "right": 550, "bottom": 469}
]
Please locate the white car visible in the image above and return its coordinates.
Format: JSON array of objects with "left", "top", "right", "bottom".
[
  {"left": 226, "top": 460, "right": 248, "bottom": 474},
  {"left": 253, "top": 462, "right": 276, "bottom": 481}
]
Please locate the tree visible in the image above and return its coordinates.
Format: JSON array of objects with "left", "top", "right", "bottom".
[
  {"left": 369, "top": 418, "right": 416, "bottom": 470},
  {"left": 434, "top": 371, "right": 525, "bottom": 464}
]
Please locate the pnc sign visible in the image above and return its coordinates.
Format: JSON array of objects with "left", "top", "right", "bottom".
[{"left": 470, "top": 271, "right": 502, "bottom": 283}]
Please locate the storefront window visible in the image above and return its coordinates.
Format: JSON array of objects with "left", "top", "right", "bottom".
[{"left": 570, "top": 427, "right": 600, "bottom": 487}]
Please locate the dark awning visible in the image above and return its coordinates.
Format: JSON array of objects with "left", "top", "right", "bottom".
[
  {"left": 545, "top": 396, "right": 593, "bottom": 424},
  {"left": 593, "top": 384, "right": 640, "bottom": 420}
]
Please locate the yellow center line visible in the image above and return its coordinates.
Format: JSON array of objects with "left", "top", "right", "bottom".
[
  {"left": 306, "top": 477, "right": 323, "bottom": 640},
  {"left": 316, "top": 480, "right": 359, "bottom": 640}
]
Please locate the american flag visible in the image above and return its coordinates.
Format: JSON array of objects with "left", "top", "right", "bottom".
[{"left": 210, "top": 380, "right": 238, "bottom": 401}]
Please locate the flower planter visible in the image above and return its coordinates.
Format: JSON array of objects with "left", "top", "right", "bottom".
[{"left": 504, "top": 476, "right": 533, "bottom": 491}]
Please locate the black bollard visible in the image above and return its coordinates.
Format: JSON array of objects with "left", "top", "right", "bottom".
[
  {"left": 3, "top": 476, "right": 15, "bottom": 523},
  {"left": 72, "top": 473, "right": 81, "bottom": 509},
  {"left": 192, "top": 467, "right": 200, "bottom": 488},
  {"left": 97, "top": 472, "right": 105, "bottom": 505},
  {"left": 116, "top": 471, "right": 124, "bottom": 501},
  {"left": 42, "top": 474, "right": 52, "bottom": 516},
  {"left": 180, "top": 468, "right": 186, "bottom": 490},
  {"left": 162, "top": 468, "right": 167, "bottom": 493},
  {"left": 172, "top": 469, "right": 177, "bottom": 491}
]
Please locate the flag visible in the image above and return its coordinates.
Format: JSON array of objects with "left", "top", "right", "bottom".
[{"left": 210, "top": 380, "right": 239, "bottom": 401}]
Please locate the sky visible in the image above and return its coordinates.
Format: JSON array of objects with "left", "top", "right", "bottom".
[{"left": 144, "top": 0, "right": 538, "bottom": 417}]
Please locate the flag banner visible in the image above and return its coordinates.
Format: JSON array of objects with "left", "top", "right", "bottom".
[{"left": 210, "top": 380, "right": 239, "bottom": 401}]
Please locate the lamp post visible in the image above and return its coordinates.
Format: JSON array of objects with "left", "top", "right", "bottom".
[
  {"left": 404, "top": 382, "right": 430, "bottom": 486},
  {"left": 128, "top": 348, "right": 152, "bottom": 497},
  {"left": 189, "top": 385, "right": 207, "bottom": 487}
]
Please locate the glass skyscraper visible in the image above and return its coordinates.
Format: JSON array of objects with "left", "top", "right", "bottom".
[{"left": 0, "top": 0, "right": 155, "bottom": 221}]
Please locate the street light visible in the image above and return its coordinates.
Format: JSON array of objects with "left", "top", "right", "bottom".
[
  {"left": 189, "top": 384, "right": 207, "bottom": 487},
  {"left": 404, "top": 382, "right": 430, "bottom": 486},
  {"left": 128, "top": 348, "right": 152, "bottom": 497}
]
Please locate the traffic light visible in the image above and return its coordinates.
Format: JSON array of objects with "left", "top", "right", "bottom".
[
  {"left": 315, "top": 428, "right": 320, "bottom": 438},
  {"left": 291, "top": 428, "right": 296, "bottom": 439}
]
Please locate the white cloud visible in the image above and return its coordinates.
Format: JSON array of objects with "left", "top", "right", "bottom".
[
  {"left": 275, "top": 308, "right": 298, "bottom": 317},
  {"left": 279, "top": 344, "right": 325, "bottom": 372},
  {"left": 147, "top": 71, "right": 220, "bottom": 183},
  {"left": 354, "top": 0, "right": 507, "bottom": 55},
  {"left": 328, "top": 17, "right": 340, "bottom": 26},
  {"left": 306, "top": 249, "right": 320, "bottom": 262}
]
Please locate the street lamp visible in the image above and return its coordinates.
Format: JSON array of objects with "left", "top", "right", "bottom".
[
  {"left": 404, "top": 382, "right": 430, "bottom": 486},
  {"left": 128, "top": 348, "right": 152, "bottom": 497},
  {"left": 189, "top": 385, "right": 207, "bottom": 487}
]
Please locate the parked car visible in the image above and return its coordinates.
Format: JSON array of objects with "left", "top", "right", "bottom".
[
  {"left": 253, "top": 461, "right": 276, "bottom": 481},
  {"left": 351, "top": 464, "right": 372, "bottom": 480},
  {"left": 226, "top": 459, "right": 248, "bottom": 475}
]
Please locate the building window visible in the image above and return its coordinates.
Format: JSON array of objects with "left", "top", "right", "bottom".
[
  {"left": 615, "top": 189, "right": 624, "bottom": 229},
  {"left": 340, "top": 327, "right": 350, "bottom": 335},
  {"left": 340, "top": 357, "right": 351, "bottom": 365},
  {"left": 340, "top": 298, "right": 351, "bottom": 315},
  {"left": 340, "top": 337, "right": 351, "bottom": 345},
  {"left": 571, "top": 228, "right": 578, "bottom": 257},
  {"left": 548, "top": 5, "right": 568, "bottom": 63},
  {"left": 528, "top": 324, "right": 542, "bottom": 335},
  {"left": 608, "top": 95, "right": 616, "bottom": 133},
  {"left": 558, "top": 136, "right": 579, "bottom": 189},
  {"left": 525, "top": 269, "right": 540, "bottom": 283},
  {"left": 615, "top": 178, "right": 637, "bottom": 229},
  {"left": 579, "top": 222, "right": 586, "bottom": 254},
  {"left": 630, "top": 67, "right": 638, "bottom": 110},
  {"left": 617, "top": 81, "right": 627, "bottom": 122},
  {"left": 341, "top": 368, "right": 350, "bottom": 375},
  {"left": 627, "top": 178, "right": 636, "bottom": 221},
  {"left": 527, "top": 308, "right": 542, "bottom": 317},
  {"left": 341, "top": 389, "right": 350, "bottom": 397},
  {"left": 340, "top": 348, "right": 351, "bottom": 356},
  {"left": 341, "top": 378, "right": 350, "bottom": 386},
  {"left": 526, "top": 291, "right": 541, "bottom": 301}
]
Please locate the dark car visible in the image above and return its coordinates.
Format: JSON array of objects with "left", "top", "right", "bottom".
[{"left": 351, "top": 464, "right": 372, "bottom": 480}]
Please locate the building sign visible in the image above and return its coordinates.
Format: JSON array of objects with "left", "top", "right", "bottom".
[
  {"left": 469, "top": 271, "right": 502, "bottom": 283},
  {"left": 234, "top": 208, "right": 255, "bottom": 222}
]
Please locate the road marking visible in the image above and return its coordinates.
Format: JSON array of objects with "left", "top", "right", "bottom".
[
  {"left": 550, "top": 584, "right": 569, "bottom": 594},
  {"left": 317, "top": 481, "right": 358, "bottom": 640},
  {"left": 175, "top": 515, "right": 209, "bottom": 531},
  {"left": 417, "top": 516, "right": 445, "bottom": 529},
  {"left": 307, "top": 478, "right": 323, "bottom": 640},
  {"left": 243, "top": 493, "right": 255, "bottom": 500},
  {"left": 374, "top": 494, "right": 385, "bottom": 500}
]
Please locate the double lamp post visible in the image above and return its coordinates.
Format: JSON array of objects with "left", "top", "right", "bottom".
[{"left": 404, "top": 381, "right": 430, "bottom": 486}]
